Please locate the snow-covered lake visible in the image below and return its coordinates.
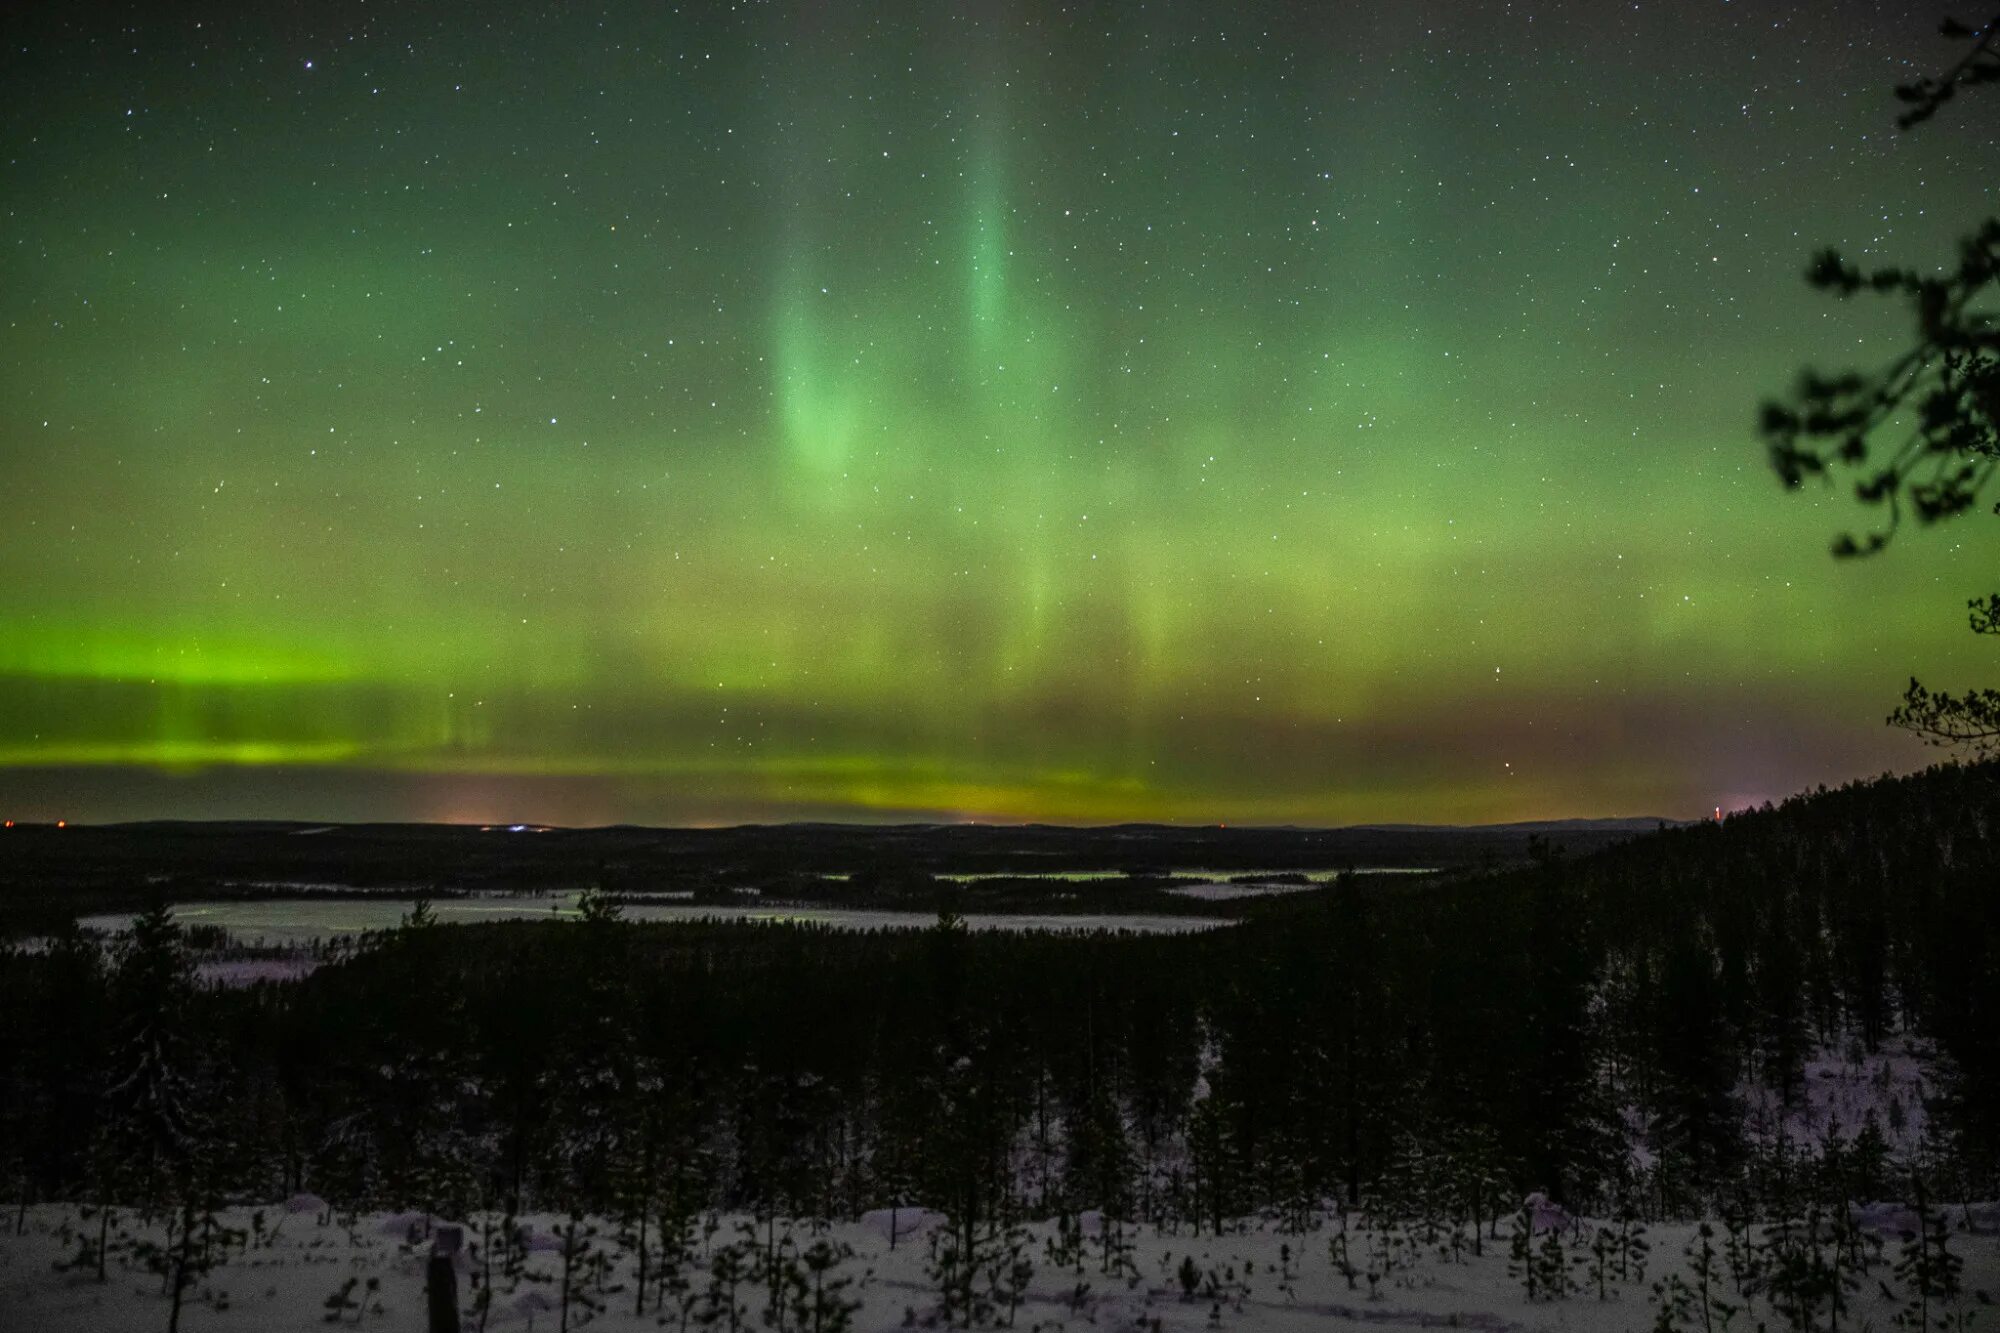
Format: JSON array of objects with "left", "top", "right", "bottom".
[
  {"left": 1166, "top": 869, "right": 1438, "bottom": 901},
  {"left": 938, "top": 866, "right": 1437, "bottom": 883},
  {"left": 77, "top": 894, "right": 1230, "bottom": 947},
  {"left": 1167, "top": 881, "right": 1320, "bottom": 901}
]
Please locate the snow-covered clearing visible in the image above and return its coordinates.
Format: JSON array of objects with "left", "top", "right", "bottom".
[
  {"left": 1737, "top": 1034, "right": 1934, "bottom": 1156},
  {"left": 2, "top": 1203, "right": 1993, "bottom": 1333},
  {"left": 191, "top": 957, "right": 321, "bottom": 986}
]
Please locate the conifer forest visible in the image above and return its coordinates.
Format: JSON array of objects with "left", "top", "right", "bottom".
[{"left": 5, "top": 763, "right": 2000, "bottom": 1330}]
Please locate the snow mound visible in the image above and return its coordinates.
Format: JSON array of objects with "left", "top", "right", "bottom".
[{"left": 1523, "top": 1192, "right": 1571, "bottom": 1233}]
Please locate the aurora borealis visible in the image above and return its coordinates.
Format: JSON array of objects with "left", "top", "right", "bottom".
[{"left": 2, "top": 3, "right": 1997, "bottom": 826}]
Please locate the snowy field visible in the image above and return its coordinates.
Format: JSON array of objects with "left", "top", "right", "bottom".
[
  {"left": 77, "top": 896, "right": 1231, "bottom": 950},
  {"left": 2, "top": 1202, "right": 1994, "bottom": 1333},
  {"left": 1737, "top": 1034, "right": 1935, "bottom": 1156}
]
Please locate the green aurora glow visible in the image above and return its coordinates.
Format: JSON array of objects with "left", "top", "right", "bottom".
[{"left": 2, "top": 2, "right": 1996, "bottom": 825}]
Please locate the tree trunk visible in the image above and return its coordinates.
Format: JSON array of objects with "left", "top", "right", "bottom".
[
  {"left": 423, "top": 1224, "right": 464, "bottom": 1332},
  {"left": 428, "top": 1251, "right": 461, "bottom": 1333},
  {"left": 167, "top": 1198, "right": 195, "bottom": 1333},
  {"left": 635, "top": 1209, "right": 649, "bottom": 1317},
  {"left": 559, "top": 1222, "right": 576, "bottom": 1333}
]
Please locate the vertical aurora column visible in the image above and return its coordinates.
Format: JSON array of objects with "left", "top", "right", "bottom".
[
  {"left": 772, "top": 249, "right": 861, "bottom": 481},
  {"left": 965, "top": 118, "right": 1009, "bottom": 374}
]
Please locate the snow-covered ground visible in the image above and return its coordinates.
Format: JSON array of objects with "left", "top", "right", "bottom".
[
  {"left": 191, "top": 957, "right": 322, "bottom": 986},
  {"left": 77, "top": 897, "right": 1231, "bottom": 950},
  {"left": 2, "top": 1202, "right": 1993, "bottom": 1333},
  {"left": 1737, "top": 1034, "right": 1935, "bottom": 1157}
]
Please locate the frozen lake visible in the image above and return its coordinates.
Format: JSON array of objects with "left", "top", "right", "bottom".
[
  {"left": 1167, "top": 881, "right": 1319, "bottom": 901},
  {"left": 78, "top": 893, "right": 1230, "bottom": 947},
  {"left": 937, "top": 866, "right": 1436, "bottom": 882}
]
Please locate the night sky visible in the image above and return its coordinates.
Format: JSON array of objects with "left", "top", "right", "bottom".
[{"left": 3, "top": 2, "right": 1996, "bottom": 827}]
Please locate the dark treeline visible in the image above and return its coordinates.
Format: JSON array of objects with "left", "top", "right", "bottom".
[
  {"left": 0, "top": 817, "right": 1659, "bottom": 938},
  {"left": 3, "top": 763, "right": 1997, "bottom": 1243}
]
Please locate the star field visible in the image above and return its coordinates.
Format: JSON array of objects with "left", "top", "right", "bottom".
[{"left": 2, "top": 1, "right": 1996, "bottom": 825}]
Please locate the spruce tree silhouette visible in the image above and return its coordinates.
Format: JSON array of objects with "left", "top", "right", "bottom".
[{"left": 1760, "top": 14, "right": 2000, "bottom": 754}]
